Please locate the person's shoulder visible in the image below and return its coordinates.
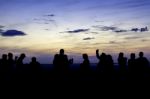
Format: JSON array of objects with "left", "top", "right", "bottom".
[{"left": 55, "top": 54, "right": 59, "bottom": 56}]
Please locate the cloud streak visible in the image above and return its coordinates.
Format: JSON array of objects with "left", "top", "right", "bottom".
[
  {"left": 83, "top": 37, "right": 95, "bottom": 40},
  {"left": 66, "top": 29, "right": 89, "bottom": 33},
  {"left": 92, "top": 25, "right": 149, "bottom": 33}
]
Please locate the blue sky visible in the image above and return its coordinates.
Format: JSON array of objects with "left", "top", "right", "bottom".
[{"left": 0, "top": 0, "right": 150, "bottom": 63}]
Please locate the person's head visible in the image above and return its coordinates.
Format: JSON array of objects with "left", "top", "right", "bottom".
[
  {"left": 20, "top": 53, "right": 26, "bottom": 59},
  {"left": 119, "top": 52, "right": 124, "bottom": 58},
  {"left": 2, "top": 54, "right": 7, "bottom": 60},
  {"left": 130, "top": 53, "right": 135, "bottom": 59},
  {"left": 8, "top": 53, "right": 13, "bottom": 59},
  {"left": 139, "top": 52, "right": 144, "bottom": 58},
  {"left": 83, "top": 54, "right": 88, "bottom": 60},
  {"left": 32, "top": 57, "right": 36, "bottom": 62},
  {"left": 60, "top": 49, "right": 64, "bottom": 55}
]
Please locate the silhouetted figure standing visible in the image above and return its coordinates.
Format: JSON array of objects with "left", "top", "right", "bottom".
[
  {"left": 6, "top": 53, "right": 15, "bottom": 80},
  {"left": 16, "top": 53, "right": 26, "bottom": 73},
  {"left": 118, "top": 52, "right": 127, "bottom": 80},
  {"left": 0, "top": 54, "right": 8, "bottom": 72},
  {"left": 96, "top": 49, "right": 107, "bottom": 73},
  {"left": 30, "top": 57, "right": 40, "bottom": 72},
  {"left": 80, "top": 54, "right": 90, "bottom": 76},
  {"left": 0, "top": 54, "right": 8, "bottom": 80},
  {"left": 128, "top": 53, "right": 136, "bottom": 74},
  {"left": 29, "top": 57, "right": 40, "bottom": 80},
  {"left": 53, "top": 49, "right": 71, "bottom": 80},
  {"left": 8, "top": 53, "right": 15, "bottom": 72},
  {"left": 136, "top": 52, "right": 149, "bottom": 79},
  {"left": 16, "top": 53, "right": 26, "bottom": 80},
  {"left": 105, "top": 55, "right": 114, "bottom": 80}
]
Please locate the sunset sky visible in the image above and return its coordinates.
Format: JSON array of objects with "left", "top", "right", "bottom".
[{"left": 0, "top": 0, "right": 150, "bottom": 63}]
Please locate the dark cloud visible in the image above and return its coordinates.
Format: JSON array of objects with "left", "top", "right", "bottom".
[
  {"left": 131, "top": 27, "right": 148, "bottom": 32},
  {"left": 1, "top": 30, "right": 26, "bottom": 37},
  {"left": 44, "top": 14, "right": 55, "bottom": 17},
  {"left": 66, "top": 29, "right": 89, "bottom": 33},
  {"left": 83, "top": 37, "right": 95, "bottom": 40},
  {"left": 131, "top": 28, "right": 139, "bottom": 32},
  {"left": 114, "top": 30, "right": 127, "bottom": 33}
]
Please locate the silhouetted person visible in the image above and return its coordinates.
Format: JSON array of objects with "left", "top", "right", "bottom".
[
  {"left": 80, "top": 54, "right": 90, "bottom": 74},
  {"left": 30, "top": 57, "right": 40, "bottom": 72},
  {"left": 0, "top": 54, "right": 8, "bottom": 72},
  {"left": 96, "top": 49, "right": 107, "bottom": 72},
  {"left": 7, "top": 53, "right": 15, "bottom": 72},
  {"left": 105, "top": 55, "right": 114, "bottom": 74},
  {"left": 118, "top": 52, "right": 127, "bottom": 80},
  {"left": 29, "top": 57, "right": 40, "bottom": 80},
  {"left": 128, "top": 53, "right": 136, "bottom": 73},
  {"left": 136, "top": 52, "right": 149, "bottom": 78},
  {"left": 0, "top": 54, "right": 8, "bottom": 80},
  {"left": 16, "top": 53, "right": 26, "bottom": 72},
  {"left": 53, "top": 49, "right": 71, "bottom": 79}
]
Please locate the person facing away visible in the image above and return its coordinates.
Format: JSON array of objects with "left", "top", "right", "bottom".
[
  {"left": 0, "top": 54, "right": 8, "bottom": 72},
  {"left": 136, "top": 52, "right": 149, "bottom": 74},
  {"left": 53, "top": 49, "right": 70, "bottom": 72},
  {"left": 80, "top": 54, "right": 90, "bottom": 73},
  {"left": 29, "top": 57, "right": 40, "bottom": 72},
  {"left": 128, "top": 53, "right": 136, "bottom": 73},
  {"left": 7, "top": 53, "right": 15, "bottom": 71},
  {"left": 105, "top": 55, "right": 114, "bottom": 74},
  {"left": 118, "top": 52, "right": 127, "bottom": 72}
]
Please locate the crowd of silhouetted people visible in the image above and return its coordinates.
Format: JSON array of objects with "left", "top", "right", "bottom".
[{"left": 0, "top": 49, "right": 150, "bottom": 81}]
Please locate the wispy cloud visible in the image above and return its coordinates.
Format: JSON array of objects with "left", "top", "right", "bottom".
[
  {"left": 65, "top": 29, "right": 89, "bottom": 33},
  {"left": 0, "top": 25, "right": 4, "bottom": 28},
  {"left": 0, "top": 29, "right": 3, "bottom": 33},
  {"left": 124, "top": 36, "right": 142, "bottom": 40},
  {"left": 83, "top": 37, "right": 95, "bottom": 40},
  {"left": 0, "top": 30, "right": 26, "bottom": 37},
  {"left": 44, "top": 14, "right": 55, "bottom": 17},
  {"left": 93, "top": 25, "right": 117, "bottom": 31},
  {"left": 92, "top": 25, "right": 149, "bottom": 33}
]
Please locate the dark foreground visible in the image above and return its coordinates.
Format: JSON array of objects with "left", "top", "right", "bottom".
[{"left": 1, "top": 64, "right": 150, "bottom": 83}]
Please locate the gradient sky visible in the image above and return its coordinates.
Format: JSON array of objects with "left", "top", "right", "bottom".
[{"left": 0, "top": 0, "right": 150, "bottom": 63}]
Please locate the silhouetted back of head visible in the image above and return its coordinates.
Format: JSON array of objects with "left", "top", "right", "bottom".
[
  {"left": 83, "top": 54, "right": 88, "bottom": 60},
  {"left": 119, "top": 52, "right": 124, "bottom": 58},
  {"left": 60, "top": 49, "right": 64, "bottom": 55},
  {"left": 8, "top": 53, "right": 13, "bottom": 59},
  {"left": 130, "top": 53, "right": 135, "bottom": 59},
  {"left": 2, "top": 54, "right": 7, "bottom": 60},
  {"left": 139, "top": 52, "right": 144, "bottom": 58},
  {"left": 20, "top": 53, "right": 26, "bottom": 59},
  {"left": 32, "top": 57, "right": 36, "bottom": 62}
]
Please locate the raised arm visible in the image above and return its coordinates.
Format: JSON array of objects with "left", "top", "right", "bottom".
[{"left": 96, "top": 49, "right": 100, "bottom": 59}]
